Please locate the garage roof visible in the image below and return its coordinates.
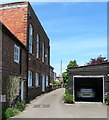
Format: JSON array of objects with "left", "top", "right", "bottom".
[{"left": 68, "top": 62, "right": 109, "bottom": 74}]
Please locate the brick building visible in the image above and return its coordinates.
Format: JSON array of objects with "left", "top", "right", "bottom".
[
  {"left": 50, "top": 66, "right": 54, "bottom": 83},
  {"left": 0, "top": 22, "right": 28, "bottom": 107},
  {"left": 0, "top": 1, "right": 50, "bottom": 101},
  {"left": 68, "top": 62, "right": 109, "bottom": 103}
]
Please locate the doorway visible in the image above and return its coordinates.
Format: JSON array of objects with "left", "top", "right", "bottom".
[{"left": 42, "top": 75, "right": 45, "bottom": 92}]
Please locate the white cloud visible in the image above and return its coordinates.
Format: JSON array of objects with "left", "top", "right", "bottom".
[{"left": 51, "top": 37, "right": 107, "bottom": 55}]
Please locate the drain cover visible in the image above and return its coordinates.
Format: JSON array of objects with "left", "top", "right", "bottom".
[{"left": 33, "top": 104, "right": 50, "bottom": 108}]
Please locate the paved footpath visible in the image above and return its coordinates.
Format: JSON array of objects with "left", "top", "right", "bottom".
[{"left": 14, "top": 88, "right": 107, "bottom": 118}]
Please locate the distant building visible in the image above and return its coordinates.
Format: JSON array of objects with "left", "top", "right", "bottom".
[
  {"left": 50, "top": 66, "right": 57, "bottom": 83},
  {"left": 56, "top": 76, "right": 63, "bottom": 83}
]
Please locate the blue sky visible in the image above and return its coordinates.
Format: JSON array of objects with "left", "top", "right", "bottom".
[
  {"left": 31, "top": 2, "right": 107, "bottom": 75},
  {"left": 1, "top": 0, "right": 107, "bottom": 75}
]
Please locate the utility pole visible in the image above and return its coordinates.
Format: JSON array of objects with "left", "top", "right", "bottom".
[
  {"left": 60, "top": 60, "right": 62, "bottom": 77},
  {"left": 60, "top": 60, "right": 63, "bottom": 87}
]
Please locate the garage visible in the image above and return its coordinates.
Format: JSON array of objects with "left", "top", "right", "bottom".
[
  {"left": 68, "top": 62, "right": 109, "bottom": 103},
  {"left": 74, "top": 76, "right": 104, "bottom": 102}
]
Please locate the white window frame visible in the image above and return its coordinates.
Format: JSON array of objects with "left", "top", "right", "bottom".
[
  {"left": 29, "top": 24, "right": 33, "bottom": 54},
  {"left": 14, "top": 44, "right": 20, "bottom": 64},
  {"left": 36, "top": 33, "right": 40, "bottom": 59},
  {"left": 42, "top": 41, "right": 44, "bottom": 62},
  {"left": 28, "top": 71, "right": 32, "bottom": 87},
  {"left": 46, "top": 75, "right": 49, "bottom": 87},
  {"left": 36, "top": 72, "right": 39, "bottom": 86}
]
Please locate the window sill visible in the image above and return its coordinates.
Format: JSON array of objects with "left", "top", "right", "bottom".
[
  {"left": 29, "top": 52, "right": 33, "bottom": 55},
  {"left": 28, "top": 86, "right": 40, "bottom": 89},
  {"left": 14, "top": 61, "right": 19, "bottom": 64},
  {"left": 45, "top": 63, "right": 49, "bottom": 66},
  {"left": 36, "top": 58, "right": 40, "bottom": 61},
  {"left": 28, "top": 86, "right": 34, "bottom": 89},
  {"left": 35, "top": 86, "right": 40, "bottom": 88},
  {"left": 29, "top": 53, "right": 34, "bottom": 56},
  {"left": 42, "top": 61, "right": 49, "bottom": 66}
]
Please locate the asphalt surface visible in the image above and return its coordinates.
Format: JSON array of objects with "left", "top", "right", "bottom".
[{"left": 14, "top": 88, "right": 107, "bottom": 118}]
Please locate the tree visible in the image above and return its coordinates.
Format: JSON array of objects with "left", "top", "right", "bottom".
[
  {"left": 62, "top": 72, "right": 68, "bottom": 88},
  {"left": 7, "top": 75, "right": 21, "bottom": 106},
  {"left": 67, "top": 60, "right": 78, "bottom": 69},
  {"left": 62, "top": 60, "right": 78, "bottom": 87},
  {"left": 86, "top": 55, "right": 108, "bottom": 65}
]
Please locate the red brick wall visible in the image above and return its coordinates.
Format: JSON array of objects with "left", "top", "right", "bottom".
[
  {"left": 2, "top": 30, "right": 28, "bottom": 103},
  {"left": 27, "top": 3, "right": 50, "bottom": 96},
  {"left": 0, "top": 2, "right": 28, "bottom": 46},
  {"left": 0, "top": 2, "right": 51, "bottom": 100},
  {"left": 50, "top": 66, "right": 54, "bottom": 83}
]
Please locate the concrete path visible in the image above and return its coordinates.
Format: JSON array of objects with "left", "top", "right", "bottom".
[{"left": 14, "top": 88, "right": 107, "bottom": 118}]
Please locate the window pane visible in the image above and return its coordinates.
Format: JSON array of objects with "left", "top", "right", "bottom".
[
  {"left": 29, "top": 24, "right": 33, "bottom": 53},
  {"left": 18, "top": 47, "right": 20, "bottom": 62},
  {"left": 29, "top": 43, "right": 32, "bottom": 53},
  {"left": 37, "top": 33, "right": 39, "bottom": 43},
  {"left": 28, "top": 71, "right": 32, "bottom": 87},
  {"left": 36, "top": 73, "right": 39, "bottom": 86},
  {"left": 42, "top": 41, "right": 44, "bottom": 62},
  {"left": 36, "top": 33, "right": 40, "bottom": 59},
  {"left": 46, "top": 75, "right": 49, "bottom": 87},
  {"left": 14, "top": 45, "right": 20, "bottom": 63},
  {"left": 29, "top": 24, "right": 33, "bottom": 36}
]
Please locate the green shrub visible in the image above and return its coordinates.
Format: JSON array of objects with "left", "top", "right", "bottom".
[
  {"left": 64, "top": 92, "right": 74, "bottom": 104},
  {"left": 65, "top": 88, "right": 68, "bottom": 94},
  {"left": 105, "top": 95, "right": 109, "bottom": 105},
  {"left": 52, "top": 81, "right": 61, "bottom": 86},
  {"left": 4, "top": 107, "right": 20, "bottom": 119},
  {"left": 105, "top": 95, "right": 109, "bottom": 101},
  {"left": 64, "top": 83, "right": 68, "bottom": 88},
  {"left": 17, "top": 100, "right": 26, "bottom": 112},
  {"left": 2, "top": 109, "right": 7, "bottom": 120}
]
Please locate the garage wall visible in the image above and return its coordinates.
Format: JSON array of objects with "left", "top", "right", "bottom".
[{"left": 68, "top": 62, "right": 109, "bottom": 100}]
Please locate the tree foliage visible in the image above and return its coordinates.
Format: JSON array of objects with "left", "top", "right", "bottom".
[
  {"left": 62, "top": 60, "right": 78, "bottom": 87},
  {"left": 7, "top": 75, "right": 20, "bottom": 105},
  {"left": 62, "top": 72, "right": 68, "bottom": 88},
  {"left": 86, "top": 55, "right": 108, "bottom": 65},
  {"left": 67, "top": 60, "right": 78, "bottom": 69}
]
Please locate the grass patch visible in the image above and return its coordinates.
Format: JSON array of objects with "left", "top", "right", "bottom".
[
  {"left": 2, "top": 100, "right": 26, "bottom": 119},
  {"left": 17, "top": 100, "right": 26, "bottom": 112},
  {"left": 3, "top": 107, "right": 20, "bottom": 119}
]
